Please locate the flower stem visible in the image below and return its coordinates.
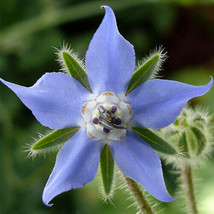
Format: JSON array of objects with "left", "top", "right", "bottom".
[
  {"left": 182, "top": 165, "right": 198, "bottom": 214},
  {"left": 124, "top": 176, "right": 154, "bottom": 214}
]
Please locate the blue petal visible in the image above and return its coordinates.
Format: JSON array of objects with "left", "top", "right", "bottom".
[
  {"left": 127, "top": 78, "right": 213, "bottom": 129},
  {"left": 0, "top": 72, "right": 90, "bottom": 129},
  {"left": 42, "top": 129, "right": 104, "bottom": 206},
  {"left": 85, "top": 6, "right": 135, "bottom": 94},
  {"left": 109, "top": 132, "right": 174, "bottom": 202}
]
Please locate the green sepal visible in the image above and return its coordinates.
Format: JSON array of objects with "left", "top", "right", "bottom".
[
  {"left": 178, "top": 132, "right": 190, "bottom": 158},
  {"left": 31, "top": 127, "right": 80, "bottom": 151},
  {"left": 185, "top": 126, "right": 206, "bottom": 156},
  {"left": 126, "top": 53, "right": 161, "bottom": 95},
  {"left": 100, "top": 144, "right": 114, "bottom": 197},
  {"left": 133, "top": 127, "right": 177, "bottom": 155},
  {"left": 62, "top": 51, "right": 92, "bottom": 92},
  {"left": 191, "top": 127, "right": 206, "bottom": 155}
]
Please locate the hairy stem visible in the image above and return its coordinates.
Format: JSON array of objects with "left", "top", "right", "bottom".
[
  {"left": 124, "top": 176, "right": 154, "bottom": 214},
  {"left": 182, "top": 165, "right": 198, "bottom": 214}
]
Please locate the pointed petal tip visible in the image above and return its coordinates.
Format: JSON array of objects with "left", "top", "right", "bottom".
[
  {"left": 100, "top": 5, "right": 111, "bottom": 10},
  {"left": 44, "top": 202, "right": 53, "bottom": 207},
  {"left": 208, "top": 76, "right": 213, "bottom": 87},
  {"left": 0, "top": 77, "right": 22, "bottom": 92},
  {"left": 0, "top": 78, "right": 6, "bottom": 87},
  {"left": 100, "top": 5, "right": 115, "bottom": 22},
  {"left": 1, "top": 77, "right": 11, "bottom": 85},
  {"left": 198, "top": 76, "right": 213, "bottom": 95},
  {"left": 42, "top": 193, "right": 54, "bottom": 207}
]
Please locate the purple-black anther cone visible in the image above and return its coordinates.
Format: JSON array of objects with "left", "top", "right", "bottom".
[
  {"left": 114, "top": 118, "right": 122, "bottom": 125},
  {"left": 92, "top": 118, "right": 99, "bottom": 124},
  {"left": 111, "top": 106, "right": 117, "bottom": 112},
  {"left": 103, "top": 127, "right": 111, "bottom": 133}
]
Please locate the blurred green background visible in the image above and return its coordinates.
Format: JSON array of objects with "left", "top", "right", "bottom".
[{"left": 0, "top": 0, "right": 214, "bottom": 213}]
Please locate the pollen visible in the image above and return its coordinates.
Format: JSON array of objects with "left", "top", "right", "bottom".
[
  {"left": 87, "top": 131, "right": 97, "bottom": 140},
  {"left": 101, "top": 92, "right": 115, "bottom": 97},
  {"left": 81, "top": 103, "right": 88, "bottom": 115},
  {"left": 127, "top": 104, "right": 133, "bottom": 116}
]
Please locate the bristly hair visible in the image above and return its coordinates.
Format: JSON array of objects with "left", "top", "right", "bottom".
[
  {"left": 54, "top": 42, "right": 86, "bottom": 74},
  {"left": 96, "top": 164, "right": 117, "bottom": 203},
  {"left": 115, "top": 169, "right": 158, "bottom": 214},
  {"left": 135, "top": 46, "right": 167, "bottom": 80},
  {"left": 24, "top": 130, "right": 64, "bottom": 159}
]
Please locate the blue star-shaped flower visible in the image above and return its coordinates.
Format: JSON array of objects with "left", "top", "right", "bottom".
[{"left": 1, "top": 6, "right": 212, "bottom": 207}]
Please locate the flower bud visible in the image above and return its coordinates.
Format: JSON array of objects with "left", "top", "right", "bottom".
[{"left": 158, "top": 106, "right": 213, "bottom": 166}]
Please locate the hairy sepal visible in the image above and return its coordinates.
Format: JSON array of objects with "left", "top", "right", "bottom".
[
  {"left": 185, "top": 126, "right": 206, "bottom": 156},
  {"left": 133, "top": 127, "right": 177, "bottom": 155},
  {"left": 100, "top": 144, "right": 115, "bottom": 200},
  {"left": 29, "top": 127, "right": 79, "bottom": 157},
  {"left": 56, "top": 45, "right": 92, "bottom": 92},
  {"left": 126, "top": 47, "right": 166, "bottom": 95},
  {"left": 178, "top": 132, "right": 190, "bottom": 158}
]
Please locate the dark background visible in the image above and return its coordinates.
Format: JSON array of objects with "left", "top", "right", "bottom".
[{"left": 0, "top": 0, "right": 214, "bottom": 213}]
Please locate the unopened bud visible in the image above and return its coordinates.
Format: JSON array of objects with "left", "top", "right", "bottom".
[{"left": 158, "top": 106, "right": 213, "bottom": 166}]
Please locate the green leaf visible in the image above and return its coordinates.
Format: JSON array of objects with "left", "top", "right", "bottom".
[
  {"left": 126, "top": 52, "right": 162, "bottom": 95},
  {"left": 62, "top": 51, "right": 92, "bottom": 92},
  {"left": 133, "top": 127, "right": 177, "bottom": 155},
  {"left": 100, "top": 144, "right": 114, "bottom": 197},
  {"left": 31, "top": 127, "right": 80, "bottom": 151}
]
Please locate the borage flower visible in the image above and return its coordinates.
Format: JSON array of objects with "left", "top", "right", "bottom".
[{"left": 1, "top": 6, "right": 213, "bottom": 207}]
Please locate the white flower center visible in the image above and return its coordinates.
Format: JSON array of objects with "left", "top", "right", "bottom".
[{"left": 81, "top": 92, "right": 133, "bottom": 141}]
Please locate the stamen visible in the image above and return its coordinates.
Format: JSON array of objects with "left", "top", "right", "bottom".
[
  {"left": 106, "top": 111, "right": 112, "bottom": 118},
  {"left": 111, "top": 106, "right": 117, "bottom": 112},
  {"left": 92, "top": 118, "right": 99, "bottom": 124},
  {"left": 98, "top": 106, "right": 106, "bottom": 113},
  {"left": 98, "top": 106, "right": 109, "bottom": 119},
  {"left": 99, "top": 117, "right": 114, "bottom": 129},
  {"left": 100, "top": 116, "right": 125, "bottom": 130},
  {"left": 94, "top": 105, "right": 127, "bottom": 134},
  {"left": 114, "top": 118, "right": 122, "bottom": 125},
  {"left": 110, "top": 112, "right": 116, "bottom": 119},
  {"left": 103, "top": 127, "right": 111, "bottom": 134},
  {"left": 99, "top": 121, "right": 114, "bottom": 130}
]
